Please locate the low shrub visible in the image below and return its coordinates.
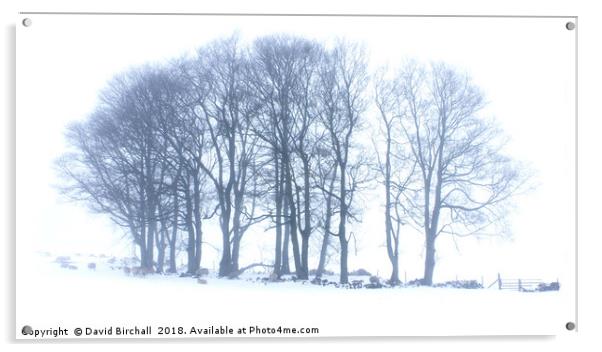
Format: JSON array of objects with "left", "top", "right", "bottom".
[
  {"left": 406, "top": 278, "right": 426, "bottom": 286},
  {"left": 433, "top": 280, "right": 483, "bottom": 289},
  {"left": 537, "top": 282, "right": 560, "bottom": 291}
]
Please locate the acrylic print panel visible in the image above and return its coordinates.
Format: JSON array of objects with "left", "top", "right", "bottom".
[{"left": 16, "top": 14, "right": 576, "bottom": 338}]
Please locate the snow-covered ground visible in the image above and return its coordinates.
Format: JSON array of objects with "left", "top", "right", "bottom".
[{"left": 16, "top": 251, "right": 571, "bottom": 339}]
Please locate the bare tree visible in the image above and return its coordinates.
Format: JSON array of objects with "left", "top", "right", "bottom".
[
  {"left": 397, "top": 62, "right": 527, "bottom": 285},
  {"left": 289, "top": 40, "right": 324, "bottom": 280},
  {"left": 58, "top": 66, "right": 175, "bottom": 271},
  {"left": 317, "top": 41, "right": 370, "bottom": 284},
  {"left": 182, "top": 35, "right": 263, "bottom": 277},
  {"left": 250, "top": 34, "right": 323, "bottom": 279},
  {"left": 373, "top": 68, "right": 416, "bottom": 285},
  {"left": 153, "top": 60, "right": 213, "bottom": 275}
]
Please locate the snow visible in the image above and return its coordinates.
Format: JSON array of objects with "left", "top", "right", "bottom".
[{"left": 17, "top": 251, "right": 569, "bottom": 339}]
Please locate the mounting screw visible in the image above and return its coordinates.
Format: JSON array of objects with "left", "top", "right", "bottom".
[
  {"left": 565, "top": 321, "right": 576, "bottom": 331},
  {"left": 565, "top": 21, "right": 575, "bottom": 30},
  {"left": 22, "top": 18, "right": 32, "bottom": 27}
]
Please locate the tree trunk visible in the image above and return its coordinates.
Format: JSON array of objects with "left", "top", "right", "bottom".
[
  {"left": 298, "top": 156, "right": 311, "bottom": 280},
  {"left": 316, "top": 164, "right": 337, "bottom": 278},
  {"left": 194, "top": 216, "right": 202, "bottom": 273},
  {"left": 193, "top": 176, "right": 203, "bottom": 273},
  {"left": 315, "top": 227, "right": 330, "bottom": 278},
  {"left": 168, "top": 181, "right": 179, "bottom": 274},
  {"left": 339, "top": 238, "right": 349, "bottom": 284},
  {"left": 143, "top": 143, "right": 156, "bottom": 271},
  {"left": 184, "top": 183, "right": 196, "bottom": 274},
  {"left": 138, "top": 227, "right": 147, "bottom": 269},
  {"left": 288, "top": 194, "right": 302, "bottom": 276},
  {"left": 231, "top": 189, "right": 244, "bottom": 272},
  {"left": 300, "top": 236, "right": 309, "bottom": 280},
  {"left": 273, "top": 157, "right": 282, "bottom": 276},
  {"left": 384, "top": 128, "right": 399, "bottom": 284},
  {"left": 390, "top": 255, "right": 400, "bottom": 285},
  {"left": 391, "top": 220, "right": 401, "bottom": 285},
  {"left": 338, "top": 165, "right": 349, "bottom": 284},
  {"left": 146, "top": 216, "right": 155, "bottom": 270},
  {"left": 281, "top": 185, "right": 291, "bottom": 274},
  {"left": 218, "top": 207, "right": 233, "bottom": 277},
  {"left": 168, "top": 236, "right": 177, "bottom": 273},
  {"left": 294, "top": 175, "right": 309, "bottom": 279},
  {"left": 316, "top": 212, "right": 331, "bottom": 279},
  {"left": 284, "top": 159, "right": 302, "bottom": 277},
  {"left": 156, "top": 225, "right": 166, "bottom": 273},
  {"left": 232, "top": 235, "right": 240, "bottom": 272},
  {"left": 423, "top": 233, "right": 436, "bottom": 285}
]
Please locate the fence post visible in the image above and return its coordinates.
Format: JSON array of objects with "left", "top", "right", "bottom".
[
  {"left": 497, "top": 273, "right": 502, "bottom": 290},
  {"left": 518, "top": 279, "right": 522, "bottom": 292}
]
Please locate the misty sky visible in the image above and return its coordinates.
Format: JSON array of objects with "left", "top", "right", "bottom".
[{"left": 17, "top": 14, "right": 575, "bottom": 284}]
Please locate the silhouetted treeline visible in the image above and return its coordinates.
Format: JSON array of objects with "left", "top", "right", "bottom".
[{"left": 57, "top": 34, "right": 525, "bottom": 285}]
